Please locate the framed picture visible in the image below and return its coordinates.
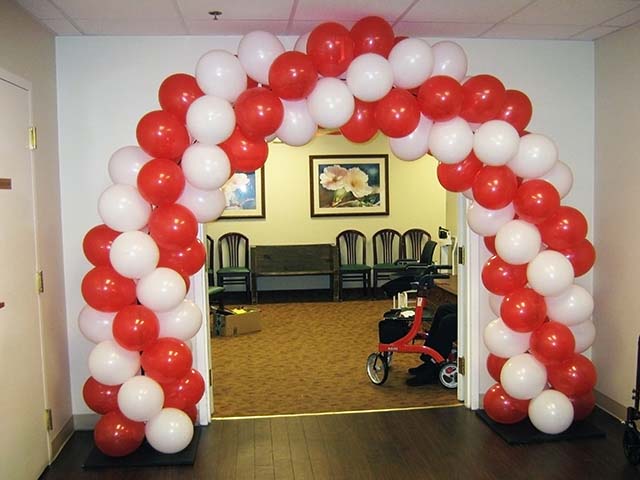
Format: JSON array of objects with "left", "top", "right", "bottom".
[
  {"left": 309, "top": 154, "right": 389, "bottom": 217},
  {"left": 220, "top": 168, "right": 265, "bottom": 219}
]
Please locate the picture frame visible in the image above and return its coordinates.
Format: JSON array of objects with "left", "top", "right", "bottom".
[
  {"left": 220, "top": 168, "right": 265, "bottom": 219},
  {"left": 309, "top": 154, "right": 389, "bottom": 217}
]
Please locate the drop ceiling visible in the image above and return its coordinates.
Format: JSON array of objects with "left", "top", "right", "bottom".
[{"left": 14, "top": 0, "right": 640, "bottom": 41}]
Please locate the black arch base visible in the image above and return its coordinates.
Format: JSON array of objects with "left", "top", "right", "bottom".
[
  {"left": 475, "top": 410, "right": 605, "bottom": 445},
  {"left": 83, "top": 426, "right": 202, "bottom": 469}
]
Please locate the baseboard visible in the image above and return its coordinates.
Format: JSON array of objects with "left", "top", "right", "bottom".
[
  {"left": 594, "top": 389, "right": 627, "bottom": 421},
  {"left": 74, "top": 413, "right": 100, "bottom": 431},
  {"left": 50, "top": 416, "right": 74, "bottom": 461}
]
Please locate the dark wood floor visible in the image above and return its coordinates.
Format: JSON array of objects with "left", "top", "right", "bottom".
[{"left": 40, "top": 406, "right": 638, "bottom": 480}]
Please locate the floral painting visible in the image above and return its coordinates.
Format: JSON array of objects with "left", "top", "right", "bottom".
[
  {"left": 309, "top": 155, "right": 389, "bottom": 217},
  {"left": 220, "top": 168, "right": 265, "bottom": 219}
]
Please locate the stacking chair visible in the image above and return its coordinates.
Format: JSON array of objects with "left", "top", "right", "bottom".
[
  {"left": 336, "top": 229, "right": 371, "bottom": 300},
  {"left": 371, "top": 228, "right": 404, "bottom": 297},
  {"left": 401, "top": 229, "right": 432, "bottom": 262},
  {"left": 217, "top": 232, "right": 252, "bottom": 303},
  {"left": 206, "top": 235, "right": 225, "bottom": 310}
]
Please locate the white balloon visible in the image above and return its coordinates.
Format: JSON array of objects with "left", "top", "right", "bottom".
[
  {"left": 88, "top": 340, "right": 140, "bottom": 386},
  {"left": 118, "top": 375, "right": 164, "bottom": 422},
  {"left": 545, "top": 284, "right": 594, "bottom": 326},
  {"left": 98, "top": 184, "right": 151, "bottom": 232},
  {"left": 145, "top": 408, "right": 194, "bottom": 454},
  {"left": 78, "top": 305, "right": 115, "bottom": 343},
  {"left": 108, "top": 146, "right": 151, "bottom": 186},
  {"left": 488, "top": 293, "right": 504, "bottom": 317},
  {"left": 177, "top": 183, "right": 226, "bottom": 223},
  {"left": 109, "top": 231, "right": 159, "bottom": 279},
  {"left": 534, "top": 160, "right": 574, "bottom": 199},
  {"left": 483, "top": 317, "right": 532, "bottom": 358},
  {"left": 156, "top": 299, "right": 203, "bottom": 341},
  {"left": 431, "top": 41, "right": 467, "bottom": 81},
  {"left": 181, "top": 144, "right": 231, "bottom": 191},
  {"left": 495, "top": 219, "right": 542, "bottom": 265},
  {"left": 527, "top": 250, "right": 574, "bottom": 297},
  {"left": 528, "top": 390, "right": 574, "bottom": 434},
  {"left": 346, "top": 53, "right": 394, "bottom": 102},
  {"left": 137, "top": 267, "right": 187, "bottom": 313},
  {"left": 462, "top": 188, "right": 475, "bottom": 201},
  {"left": 186, "top": 95, "right": 235, "bottom": 145},
  {"left": 500, "top": 353, "right": 548, "bottom": 400},
  {"left": 237, "top": 31, "right": 285, "bottom": 86},
  {"left": 388, "top": 38, "right": 434, "bottom": 89},
  {"left": 568, "top": 320, "right": 596, "bottom": 353},
  {"left": 307, "top": 78, "right": 355, "bottom": 129},
  {"left": 507, "top": 133, "right": 558, "bottom": 179},
  {"left": 473, "top": 120, "right": 520, "bottom": 166},
  {"left": 294, "top": 32, "right": 309, "bottom": 53},
  {"left": 195, "top": 49, "right": 247, "bottom": 103},
  {"left": 389, "top": 114, "right": 433, "bottom": 161},
  {"left": 275, "top": 99, "right": 318, "bottom": 146},
  {"left": 429, "top": 117, "right": 474, "bottom": 164},
  {"left": 466, "top": 202, "right": 515, "bottom": 237}
]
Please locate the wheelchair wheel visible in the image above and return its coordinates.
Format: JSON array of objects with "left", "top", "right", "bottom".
[
  {"left": 438, "top": 362, "right": 457, "bottom": 389},
  {"left": 366, "top": 353, "right": 389, "bottom": 385},
  {"left": 623, "top": 424, "right": 640, "bottom": 465}
]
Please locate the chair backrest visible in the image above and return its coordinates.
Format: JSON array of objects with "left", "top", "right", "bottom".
[
  {"left": 336, "top": 229, "right": 367, "bottom": 266},
  {"left": 402, "top": 228, "right": 431, "bottom": 260},
  {"left": 372, "top": 228, "right": 401, "bottom": 264},
  {"left": 419, "top": 240, "right": 438, "bottom": 265},
  {"left": 206, "top": 235, "right": 215, "bottom": 284},
  {"left": 218, "top": 232, "right": 250, "bottom": 268}
]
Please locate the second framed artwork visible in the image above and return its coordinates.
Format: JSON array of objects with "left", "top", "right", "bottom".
[
  {"left": 309, "top": 154, "right": 389, "bottom": 217},
  {"left": 220, "top": 168, "right": 265, "bottom": 219}
]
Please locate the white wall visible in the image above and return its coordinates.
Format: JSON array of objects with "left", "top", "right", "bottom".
[
  {"left": 57, "top": 35, "right": 594, "bottom": 414},
  {"left": 593, "top": 24, "right": 640, "bottom": 413}
]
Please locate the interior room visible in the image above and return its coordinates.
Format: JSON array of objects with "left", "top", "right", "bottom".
[{"left": 2, "top": 0, "right": 640, "bottom": 478}]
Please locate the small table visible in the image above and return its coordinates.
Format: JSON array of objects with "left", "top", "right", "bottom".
[{"left": 429, "top": 275, "right": 458, "bottom": 307}]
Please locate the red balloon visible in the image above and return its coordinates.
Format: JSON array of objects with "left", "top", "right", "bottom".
[
  {"left": 436, "top": 151, "right": 482, "bottom": 192},
  {"left": 484, "top": 235, "right": 497, "bottom": 255},
  {"left": 513, "top": 179, "right": 560, "bottom": 224},
  {"left": 472, "top": 165, "right": 518, "bottom": 210},
  {"left": 538, "top": 206, "right": 588, "bottom": 250},
  {"left": 340, "top": 99, "right": 378, "bottom": 143},
  {"left": 547, "top": 354, "right": 597, "bottom": 397},
  {"left": 483, "top": 383, "right": 529, "bottom": 424},
  {"left": 496, "top": 89, "right": 532, "bottom": 133},
  {"left": 374, "top": 89, "right": 420, "bottom": 138},
  {"left": 349, "top": 16, "right": 395, "bottom": 58},
  {"left": 559, "top": 238, "right": 596, "bottom": 277},
  {"left": 219, "top": 125, "right": 269, "bottom": 173},
  {"left": 81, "top": 266, "right": 137, "bottom": 312},
  {"left": 530, "top": 321, "right": 576, "bottom": 365},
  {"left": 136, "top": 110, "right": 190, "bottom": 161},
  {"left": 481, "top": 255, "right": 528, "bottom": 296},
  {"left": 269, "top": 51, "right": 318, "bottom": 100},
  {"left": 83, "top": 377, "right": 121, "bottom": 415},
  {"left": 417, "top": 75, "right": 463, "bottom": 122},
  {"left": 162, "top": 368, "right": 205, "bottom": 410},
  {"left": 141, "top": 337, "right": 193, "bottom": 384},
  {"left": 148, "top": 204, "right": 198, "bottom": 250},
  {"left": 94, "top": 410, "right": 145, "bottom": 457},
  {"left": 307, "top": 22, "right": 355, "bottom": 77},
  {"left": 158, "top": 238, "right": 206, "bottom": 277},
  {"left": 234, "top": 87, "right": 284, "bottom": 140},
  {"left": 500, "top": 287, "right": 547, "bottom": 333},
  {"left": 83, "top": 224, "right": 119, "bottom": 267},
  {"left": 158, "top": 73, "right": 204, "bottom": 124},
  {"left": 184, "top": 403, "right": 198, "bottom": 424},
  {"left": 569, "top": 390, "right": 596, "bottom": 421},
  {"left": 460, "top": 75, "right": 506, "bottom": 124},
  {"left": 137, "top": 158, "right": 185, "bottom": 206},
  {"left": 112, "top": 305, "right": 160, "bottom": 351},
  {"left": 486, "top": 354, "right": 508, "bottom": 383}
]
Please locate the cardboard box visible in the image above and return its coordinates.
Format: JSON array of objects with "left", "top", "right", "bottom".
[{"left": 214, "top": 309, "right": 262, "bottom": 336}]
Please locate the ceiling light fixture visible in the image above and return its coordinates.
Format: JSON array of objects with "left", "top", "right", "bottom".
[{"left": 208, "top": 10, "right": 222, "bottom": 21}]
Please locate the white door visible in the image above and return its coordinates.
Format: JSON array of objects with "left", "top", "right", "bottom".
[{"left": 0, "top": 75, "right": 49, "bottom": 479}]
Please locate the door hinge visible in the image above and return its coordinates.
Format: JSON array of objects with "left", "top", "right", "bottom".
[
  {"left": 457, "top": 245, "right": 465, "bottom": 265},
  {"left": 209, "top": 369, "right": 213, "bottom": 385},
  {"left": 458, "top": 356, "right": 466, "bottom": 376},
  {"left": 45, "top": 409, "right": 53, "bottom": 431},
  {"left": 28, "top": 126, "right": 37, "bottom": 150},
  {"left": 36, "top": 270, "right": 44, "bottom": 293}
]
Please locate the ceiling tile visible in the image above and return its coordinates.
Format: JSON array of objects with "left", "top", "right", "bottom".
[
  {"left": 287, "top": 19, "right": 356, "bottom": 35},
  {"left": 505, "top": 0, "right": 640, "bottom": 26},
  {"left": 52, "top": 0, "right": 180, "bottom": 20},
  {"left": 294, "top": 0, "right": 413, "bottom": 22},
  {"left": 41, "top": 17, "right": 82, "bottom": 35},
  {"left": 603, "top": 6, "right": 640, "bottom": 27},
  {"left": 404, "top": 0, "right": 530, "bottom": 23},
  {"left": 186, "top": 20, "right": 290, "bottom": 36},
  {"left": 15, "top": 0, "right": 64, "bottom": 19},
  {"left": 73, "top": 19, "right": 188, "bottom": 35},
  {"left": 176, "top": 0, "right": 294, "bottom": 20},
  {"left": 394, "top": 22, "right": 494, "bottom": 38},
  {"left": 570, "top": 25, "right": 620, "bottom": 40},
  {"left": 482, "top": 23, "right": 586, "bottom": 40}
]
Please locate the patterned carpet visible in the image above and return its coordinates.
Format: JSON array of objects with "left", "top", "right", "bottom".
[{"left": 211, "top": 299, "right": 459, "bottom": 417}]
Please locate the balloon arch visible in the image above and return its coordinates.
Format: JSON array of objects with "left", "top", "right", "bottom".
[{"left": 78, "top": 17, "right": 597, "bottom": 456}]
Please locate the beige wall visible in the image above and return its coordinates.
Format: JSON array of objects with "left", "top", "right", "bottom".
[
  {"left": 0, "top": 0, "right": 71, "bottom": 452},
  {"left": 594, "top": 24, "right": 640, "bottom": 411}
]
